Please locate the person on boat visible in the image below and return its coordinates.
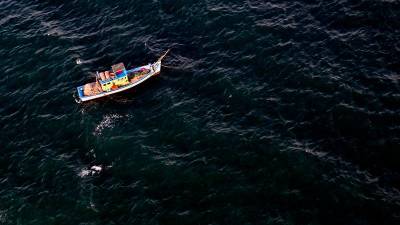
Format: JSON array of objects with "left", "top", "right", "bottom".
[
  {"left": 99, "top": 72, "right": 106, "bottom": 81},
  {"left": 105, "top": 71, "right": 110, "bottom": 79}
]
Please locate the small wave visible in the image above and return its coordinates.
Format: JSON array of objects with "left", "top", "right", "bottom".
[{"left": 0, "top": 210, "right": 7, "bottom": 223}]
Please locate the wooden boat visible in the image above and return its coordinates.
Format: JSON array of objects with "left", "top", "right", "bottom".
[{"left": 76, "top": 50, "right": 169, "bottom": 102}]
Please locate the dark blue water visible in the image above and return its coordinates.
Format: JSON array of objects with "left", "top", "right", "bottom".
[{"left": 1, "top": 0, "right": 400, "bottom": 224}]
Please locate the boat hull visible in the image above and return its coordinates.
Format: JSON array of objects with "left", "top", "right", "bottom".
[{"left": 76, "top": 61, "right": 161, "bottom": 102}]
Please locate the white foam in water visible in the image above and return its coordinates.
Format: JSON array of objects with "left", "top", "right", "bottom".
[
  {"left": 89, "top": 148, "right": 96, "bottom": 159},
  {"left": 78, "top": 165, "right": 104, "bottom": 177},
  {"left": 93, "top": 114, "right": 124, "bottom": 136},
  {"left": 90, "top": 201, "right": 98, "bottom": 212},
  {"left": 90, "top": 165, "right": 102, "bottom": 172},
  {"left": 78, "top": 169, "right": 91, "bottom": 177}
]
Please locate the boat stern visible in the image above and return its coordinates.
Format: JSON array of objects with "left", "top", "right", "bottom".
[
  {"left": 77, "top": 86, "right": 84, "bottom": 97},
  {"left": 76, "top": 85, "right": 86, "bottom": 102}
]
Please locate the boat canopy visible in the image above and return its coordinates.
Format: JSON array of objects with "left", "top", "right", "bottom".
[{"left": 112, "top": 63, "right": 126, "bottom": 75}]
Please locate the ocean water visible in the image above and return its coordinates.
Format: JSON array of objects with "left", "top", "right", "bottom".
[{"left": 1, "top": 0, "right": 400, "bottom": 224}]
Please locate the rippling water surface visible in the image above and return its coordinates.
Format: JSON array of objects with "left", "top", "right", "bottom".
[{"left": 1, "top": 0, "right": 400, "bottom": 224}]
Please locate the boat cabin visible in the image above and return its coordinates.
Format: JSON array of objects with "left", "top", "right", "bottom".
[{"left": 98, "top": 63, "right": 130, "bottom": 91}]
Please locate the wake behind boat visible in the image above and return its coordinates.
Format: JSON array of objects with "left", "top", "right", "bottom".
[{"left": 76, "top": 50, "right": 169, "bottom": 103}]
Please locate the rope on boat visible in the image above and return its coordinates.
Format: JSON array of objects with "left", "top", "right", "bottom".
[
  {"left": 157, "top": 49, "right": 171, "bottom": 62},
  {"left": 162, "top": 65, "right": 177, "bottom": 69}
]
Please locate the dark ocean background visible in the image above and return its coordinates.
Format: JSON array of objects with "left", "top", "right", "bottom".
[{"left": 1, "top": 0, "right": 400, "bottom": 224}]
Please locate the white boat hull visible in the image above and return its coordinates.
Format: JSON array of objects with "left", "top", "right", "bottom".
[{"left": 76, "top": 61, "right": 161, "bottom": 102}]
